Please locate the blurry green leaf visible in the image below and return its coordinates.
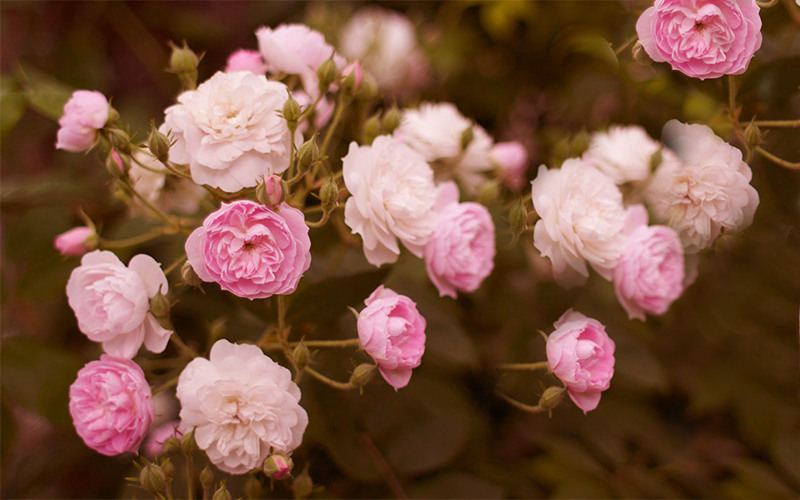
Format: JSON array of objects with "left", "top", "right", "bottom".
[
  {"left": 479, "top": 1, "right": 535, "bottom": 41},
  {"left": 614, "top": 341, "right": 669, "bottom": 394},
  {"left": 552, "top": 33, "right": 619, "bottom": 72},
  {"left": 0, "top": 338, "right": 83, "bottom": 429},
  {"left": 410, "top": 472, "right": 504, "bottom": 499},
  {"left": 770, "top": 432, "right": 800, "bottom": 489},
  {"left": 17, "top": 257, "right": 76, "bottom": 301},
  {"left": 286, "top": 268, "right": 390, "bottom": 324},
  {"left": 16, "top": 62, "right": 73, "bottom": 121},
  {"left": 5, "top": 206, "right": 71, "bottom": 262},
  {"left": 0, "top": 77, "right": 28, "bottom": 141}
]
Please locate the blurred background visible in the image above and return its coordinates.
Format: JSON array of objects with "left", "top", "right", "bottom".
[{"left": 1, "top": 1, "right": 800, "bottom": 498}]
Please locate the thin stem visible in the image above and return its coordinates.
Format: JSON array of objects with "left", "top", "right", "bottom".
[
  {"left": 496, "top": 361, "right": 549, "bottom": 372},
  {"left": 152, "top": 377, "right": 179, "bottom": 395},
  {"left": 727, "top": 75, "right": 738, "bottom": 122},
  {"left": 158, "top": 160, "right": 193, "bottom": 181},
  {"left": 163, "top": 254, "right": 188, "bottom": 276},
  {"left": 755, "top": 146, "right": 800, "bottom": 169},
  {"left": 737, "top": 119, "right": 800, "bottom": 128},
  {"left": 305, "top": 367, "right": 356, "bottom": 391},
  {"left": 614, "top": 35, "right": 638, "bottom": 56},
  {"left": 117, "top": 178, "right": 176, "bottom": 228},
  {"left": 495, "top": 390, "right": 547, "bottom": 414},
  {"left": 320, "top": 93, "right": 349, "bottom": 159},
  {"left": 306, "top": 210, "right": 331, "bottom": 228},
  {"left": 300, "top": 339, "right": 360, "bottom": 348},
  {"left": 99, "top": 228, "right": 164, "bottom": 249},
  {"left": 170, "top": 333, "right": 199, "bottom": 358},
  {"left": 276, "top": 295, "right": 287, "bottom": 343},
  {"left": 757, "top": 0, "right": 779, "bottom": 7},
  {"left": 358, "top": 434, "right": 408, "bottom": 500},
  {"left": 185, "top": 454, "right": 194, "bottom": 500},
  {"left": 165, "top": 479, "right": 174, "bottom": 500}
]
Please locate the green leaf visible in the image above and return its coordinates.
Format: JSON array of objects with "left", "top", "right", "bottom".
[
  {"left": 0, "top": 77, "right": 28, "bottom": 141},
  {"left": 16, "top": 257, "right": 76, "bottom": 301},
  {"left": 16, "top": 62, "right": 73, "bottom": 121},
  {"left": 552, "top": 33, "right": 619, "bottom": 72},
  {"left": 0, "top": 338, "right": 83, "bottom": 430},
  {"left": 286, "top": 268, "right": 390, "bottom": 324}
]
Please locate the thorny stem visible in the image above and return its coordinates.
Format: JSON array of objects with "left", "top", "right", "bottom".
[
  {"left": 495, "top": 390, "right": 547, "bottom": 414},
  {"left": 737, "top": 119, "right": 800, "bottom": 128},
  {"left": 755, "top": 146, "right": 800, "bottom": 169},
  {"left": 305, "top": 367, "right": 356, "bottom": 391},
  {"left": 496, "top": 361, "right": 549, "bottom": 372}
]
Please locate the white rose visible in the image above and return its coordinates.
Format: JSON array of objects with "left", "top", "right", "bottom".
[
  {"left": 582, "top": 125, "right": 661, "bottom": 184},
  {"left": 66, "top": 251, "right": 172, "bottom": 358},
  {"left": 176, "top": 340, "right": 308, "bottom": 475},
  {"left": 163, "top": 71, "right": 293, "bottom": 193},
  {"left": 343, "top": 136, "right": 438, "bottom": 267},
  {"left": 129, "top": 150, "right": 205, "bottom": 215},
  {"left": 531, "top": 159, "right": 627, "bottom": 288},
  {"left": 338, "top": 7, "right": 429, "bottom": 92},
  {"left": 645, "top": 120, "right": 759, "bottom": 254},
  {"left": 394, "top": 102, "right": 494, "bottom": 194}
]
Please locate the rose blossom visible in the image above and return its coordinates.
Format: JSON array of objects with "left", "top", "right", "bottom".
[
  {"left": 143, "top": 420, "right": 180, "bottom": 457},
  {"left": 69, "top": 355, "right": 155, "bottom": 456},
  {"left": 177, "top": 340, "right": 308, "bottom": 474},
  {"left": 129, "top": 150, "right": 205, "bottom": 215},
  {"left": 338, "top": 7, "right": 429, "bottom": 93},
  {"left": 424, "top": 182, "right": 496, "bottom": 298},
  {"left": 225, "top": 49, "right": 267, "bottom": 74},
  {"left": 546, "top": 310, "right": 615, "bottom": 413},
  {"left": 645, "top": 120, "right": 759, "bottom": 253},
  {"left": 394, "top": 102, "right": 494, "bottom": 194},
  {"left": 55, "top": 226, "right": 96, "bottom": 256},
  {"left": 185, "top": 200, "right": 311, "bottom": 299},
  {"left": 490, "top": 141, "right": 528, "bottom": 191},
  {"left": 531, "top": 159, "right": 627, "bottom": 288},
  {"left": 343, "top": 136, "right": 438, "bottom": 267},
  {"left": 635, "top": 0, "right": 763, "bottom": 80},
  {"left": 163, "top": 71, "right": 294, "bottom": 192},
  {"left": 67, "top": 251, "right": 173, "bottom": 358},
  {"left": 56, "top": 90, "right": 109, "bottom": 152},
  {"left": 582, "top": 125, "right": 661, "bottom": 184},
  {"left": 357, "top": 286, "right": 426, "bottom": 390},
  {"left": 613, "top": 205, "right": 685, "bottom": 321}
]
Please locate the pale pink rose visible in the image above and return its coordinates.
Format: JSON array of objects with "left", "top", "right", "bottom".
[
  {"left": 645, "top": 120, "right": 759, "bottom": 253},
  {"left": 613, "top": 205, "right": 685, "bottom": 321},
  {"left": 293, "top": 90, "right": 335, "bottom": 132},
  {"left": 225, "top": 49, "right": 267, "bottom": 74},
  {"left": 69, "top": 355, "right": 154, "bottom": 455},
  {"left": 490, "top": 141, "right": 528, "bottom": 191},
  {"left": 66, "top": 251, "right": 173, "bottom": 358},
  {"left": 55, "top": 90, "right": 109, "bottom": 152},
  {"left": 636, "top": 0, "right": 763, "bottom": 80},
  {"left": 582, "top": 125, "right": 661, "bottom": 184},
  {"left": 177, "top": 340, "right": 308, "bottom": 474},
  {"left": 424, "top": 182, "right": 496, "bottom": 298},
  {"left": 55, "top": 227, "right": 96, "bottom": 256},
  {"left": 394, "top": 102, "right": 494, "bottom": 194},
  {"left": 143, "top": 420, "right": 180, "bottom": 457},
  {"left": 357, "top": 286, "right": 426, "bottom": 390},
  {"left": 163, "top": 71, "right": 293, "bottom": 192},
  {"left": 546, "top": 310, "right": 615, "bottom": 413},
  {"left": 343, "top": 136, "right": 438, "bottom": 267},
  {"left": 256, "top": 24, "right": 345, "bottom": 97},
  {"left": 339, "top": 7, "right": 430, "bottom": 92},
  {"left": 185, "top": 200, "right": 311, "bottom": 299},
  {"left": 531, "top": 159, "right": 627, "bottom": 288},
  {"left": 128, "top": 150, "right": 205, "bottom": 215}
]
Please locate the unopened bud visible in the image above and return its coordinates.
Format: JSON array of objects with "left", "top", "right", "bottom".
[
  {"left": 162, "top": 435, "right": 182, "bottom": 457},
  {"left": 650, "top": 149, "right": 663, "bottom": 171},
  {"left": 181, "top": 428, "right": 197, "bottom": 454},
  {"left": 257, "top": 175, "right": 288, "bottom": 207},
  {"left": 508, "top": 198, "right": 528, "bottom": 240},
  {"left": 477, "top": 180, "right": 500, "bottom": 206},
  {"left": 292, "top": 468, "right": 313, "bottom": 500},
  {"left": 632, "top": 41, "right": 653, "bottom": 66},
  {"left": 297, "top": 136, "right": 320, "bottom": 171},
  {"left": 149, "top": 288, "right": 170, "bottom": 318},
  {"left": 460, "top": 126, "right": 475, "bottom": 151},
  {"left": 341, "top": 60, "right": 363, "bottom": 95},
  {"left": 148, "top": 124, "right": 171, "bottom": 164},
  {"left": 364, "top": 113, "right": 382, "bottom": 145},
  {"left": 212, "top": 482, "right": 233, "bottom": 500},
  {"left": 169, "top": 40, "right": 201, "bottom": 90},
  {"left": 570, "top": 130, "right": 591, "bottom": 157},
  {"left": 538, "top": 386, "right": 565, "bottom": 410},
  {"left": 283, "top": 94, "right": 302, "bottom": 129},
  {"left": 291, "top": 342, "right": 310, "bottom": 371},
  {"left": 382, "top": 105, "right": 401, "bottom": 134},
  {"left": 107, "top": 106, "right": 120, "bottom": 125},
  {"left": 714, "top": 233, "right": 738, "bottom": 253},
  {"left": 319, "top": 177, "right": 339, "bottom": 212},
  {"left": 263, "top": 453, "right": 294, "bottom": 480},
  {"left": 107, "top": 128, "right": 131, "bottom": 155},
  {"left": 244, "top": 475, "right": 262, "bottom": 500},
  {"left": 106, "top": 151, "right": 127, "bottom": 178},
  {"left": 181, "top": 262, "right": 203, "bottom": 287},
  {"left": 161, "top": 459, "right": 176, "bottom": 480},
  {"left": 139, "top": 462, "right": 166, "bottom": 496},
  {"left": 349, "top": 363, "right": 376, "bottom": 387},
  {"left": 199, "top": 464, "right": 214, "bottom": 491},
  {"left": 744, "top": 121, "right": 762, "bottom": 149},
  {"left": 317, "top": 58, "right": 338, "bottom": 94}
]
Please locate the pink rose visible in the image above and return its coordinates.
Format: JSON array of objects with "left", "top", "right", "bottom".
[
  {"left": 225, "top": 49, "right": 267, "bottom": 74},
  {"left": 56, "top": 90, "right": 109, "bottom": 152},
  {"left": 185, "top": 200, "right": 311, "bottom": 300},
  {"left": 69, "top": 355, "right": 155, "bottom": 456},
  {"left": 424, "top": 182, "right": 496, "bottom": 298},
  {"left": 546, "top": 310, "right": 615, "bottom": 413},
  {"left": 490, "top": 141, "right": 528, "bottom": 191},
  {"left": 66, "top": 251, "right": 173, "bottom": 358},
  {"left": 357, "top": 286, "right": 426, "bottom": 390},
  {"left": 636, "top": 0, "right": 763, "bottom": 80},
  {"left": 143, "top": 420, "right": 180, "bottom": 457},
  {"left": 55, "top": 226, "right": 96, "bottom": 256},
  {"left": 613, "top": 205, "right": 685, "bottom": 321}
]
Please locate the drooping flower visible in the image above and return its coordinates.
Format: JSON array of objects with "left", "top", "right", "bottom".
[
  {"left": 582, "top": 125, "right": 661, "bottom": 184},
  {"left": 69, "top": 355, "right": 155, "bottom": 455},
  {"left": 185, "top": 200, "right": 311, "bottom": 299},
  {"left": 645, "top": 120, "right": 759, "bottom": 253},
  {"left": 546, "top": 310, "right": 615, "bottom": 413},
  {"left": 56, "top": 90, "right": 109, "bottom": 152},
  {"left": 55, "top": 226, "right": 96, "bottom": 256},
  {"left": 531, "top": 159, "right": 627, "bottom": 287},
  {"left": 357, "top": 286, "right": 426, "bottom": 390},
  {"left": 163, "top": 71, "right": 294, "bottom": 192},
  {"left": 225, "top": 49, "right": 267, "bottom": 75},
  {"left": 635, "top": 0, "right": 763, "bottom": 80},
  {"left": 343, "top": 136, "right": 438, "bottom": 267},
  {"left": 66, "top": 251, "right": 173, "bottom": 358},
  {"left": 176, "top": 340, "right": 308, "bottom": 474}
]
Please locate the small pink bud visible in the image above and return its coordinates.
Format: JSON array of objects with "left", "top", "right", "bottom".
[
  {"left": 342, "top": 61, "right": 363, "bottom": 93},
  {"left": 256, "top": 175, "right": 288, "bottom": 207},
  {"left": 225, "top": 49, "right": 267, "bottom": 75},
  {"left": 55, "top": 227, "right": 96, "bottom": 256},
  {"left": 262, "top": 453, "right": 293, "bottom": 480}
]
